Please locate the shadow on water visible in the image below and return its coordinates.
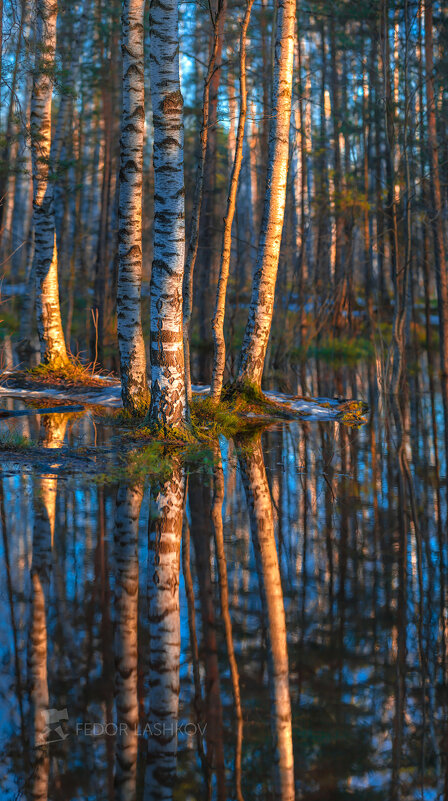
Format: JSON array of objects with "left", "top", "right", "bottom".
[{"left": 0, "top": 356, "right": 447, "bottom": 800}]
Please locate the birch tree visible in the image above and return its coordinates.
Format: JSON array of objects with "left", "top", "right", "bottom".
[
  {"left": 30, "top": 0, "right": 69, "bottom": 367},
  {"left": 235, "top": 0, "right": 295, "bottom": 389},
  {"left": 210, "top": 0, "right": 254, "bottom": 402},
  {"left": 144, "top": 464, "right": 184, "bottom": 799},
  {"left": 117, "top": 0, "right": 149, "bottom": 414},
  {"left": 148, "top": 0, "right": 187, "bottom": 430}
]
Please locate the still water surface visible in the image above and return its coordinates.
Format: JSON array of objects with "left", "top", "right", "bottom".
[{"left": 0, "top": 362, "right": 446, "bottom": 800}]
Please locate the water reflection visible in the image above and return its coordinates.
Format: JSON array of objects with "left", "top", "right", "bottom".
[
  {"left": 0, "top": 366, "right": 447, "bottom": 799},
  {"left": 238, "top": 435, "right": 294, "bottom": 801},
  {"left": 146, "top": 464, "right": 184, "bottom": 799},
  {"left": 29, "top": 414, "right": 69, "bottom": 800},
  {"left": 114, "top": 483, "right": 142, "bottom": 801}
]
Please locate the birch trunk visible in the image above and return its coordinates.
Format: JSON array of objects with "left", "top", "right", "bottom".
[
  {"left": 210, "top": 0, "right": 254, "bottom": 402},
  {"left": 236, "top": 0, "right": 295, "bottom": 388},
  {"left": 114, "top": 482, "right": 143, "bottom": 801},
  {"left": 144, "top": 465, "right": 184, "bottom": 800},
  {"left": 117, "top": 0, "right": 149, "bottom": 414},
  {"left": 238, "top": 436, "right": 295, "bottom": 801},
  {"left": 30, "top": 0, "right": 68, "bottom": 367},
  {"left": 148, "top": 0, "right": 187, "bottom": 430}
]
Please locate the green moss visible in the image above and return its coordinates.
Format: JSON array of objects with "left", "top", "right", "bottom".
[
  {"left": 124, "top": 391, "right": 151, "bottom": 418},
  {"left": 129, "top": 422, "right": 197, "bottom": 445},
  {"left": 126, "top": 442, "right": 175, "bottom": 484},
  {"left": 190, "top": 388, "right": 283, "bottom": 442},
  {"left": 92, "top": 436, "right": 216, "bottom": 486},
  {"left": 190, "top": 397, "right": 243, "bottom": 441}
]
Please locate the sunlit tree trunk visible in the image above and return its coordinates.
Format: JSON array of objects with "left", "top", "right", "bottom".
[
  {"left": 117, "top": 0, "right": 148, "bottom": 414},
  {"left": 144, "top": 464, "right": 184, "bottom": 800},
  {"left": 236, "top": 0, "right": 295, "bottom": 388},
  {"left": 148, "top": 0, "right": 187, "bottom": 430},
  {"left": 114, "top": 482, "right": 143, "bottom": 801},
  {"left": 211, "top": 0, "right": 254, "bottom": 402},
  {"left": 30, "top": 0, "right": 68, "bottom": 367},
  {"left": 238, "top": 436, "right": 295, "bottom": 801}
]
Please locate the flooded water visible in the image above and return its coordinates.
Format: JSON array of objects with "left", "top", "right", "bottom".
[{"left": 0, "top": 359, "right": 447, "bottom": 800}]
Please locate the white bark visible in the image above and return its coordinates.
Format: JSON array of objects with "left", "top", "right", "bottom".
[
  {"left": 144, "top": 465, "right": 185, "bottom": 800},
  {"left": 238, "top": 436, "right": 295, "bottom": 801},
  {"left": 30, "top": 0, "right": 68, "bottom": 366},
  {"left": 117, "top": 0, "right": 148, "bottom": 413},
  {"left": 236, "top": 0, "right": 296, "bottom": 387},
  {"left": 148, "top": 0, "right": 187, "bottom": 429},
  {"left": 114, "top": 482, "right": 143, "bottom": 801}
]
